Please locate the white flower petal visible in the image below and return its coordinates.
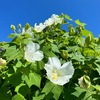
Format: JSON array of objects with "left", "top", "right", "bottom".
[
  {"left": 34, "top": 23, "right": 46, "bottom": 32},
  {"left": 33, "top": 51, "right": 44, "bottom": 61},
  {"left": 44, "top": 18, "right": 54, "bottom": 26},
  {"left": 26, "top": 42, "right": 40, "bottom": 52},
  {"left": 59, "top": 61, "right": 74, "bottom": 76},
  {"left": 61, "top": 62, "right": 71, "bottom": 68},
  {"left": 44, "top": 57, "right": 75, "bottom": 85},
  {"left": 51, "top": 14, "right": 63, "bottom": 25},
  {"left": 25, "top": 42, "right": 43, "bottom": 62},
  {"left": 52, "top": 75, "right": 72, "bottom": 85},
  {"left": 25, "top": 51, "right": 35, "bottom": 62},
  {"left": 44, "top": 64, "right": 54, "bottom": 81},
  {"left": 25, "top": 50, "right": 43, "bottom": 62},
  {"left": 48, "top": 57, "right": 61, "bottom": 68},
  {"left": 44, "top": 64, "right": 53, "bottom": 73}
]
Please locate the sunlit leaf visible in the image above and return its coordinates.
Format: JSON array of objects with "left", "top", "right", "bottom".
[
  {"left": 51, "top": 85, "right": 63, "bottom": 100},
  {"left": 42, "top": 81, "right": 55, "bottom": 95},
  {"left": 64, "top": 14, "right": 72, "bottom": 20},
  {"left": 22, "top": 72, "right": 41, "bottom": 88},
  {"left": 75, "top": 19, "right": 86, "bottom": 26},
  {"left": 81, "top": 29, "right": 94, "bottom": 37},
  {"left": 12, "top": 93, "right": 25, "bottom": 100},
  {"left": 8, "top": 33, "right": 20, "bottom": 38},
  {"left": 92, "top": 85, "right": 100, "bottom": 91}
]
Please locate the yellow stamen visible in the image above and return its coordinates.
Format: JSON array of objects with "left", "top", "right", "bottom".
[{"left": 52, "top": 70, "right": 58, "bottom": 80}]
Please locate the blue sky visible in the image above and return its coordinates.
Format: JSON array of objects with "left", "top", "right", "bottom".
[{"left": 0, "top": 0, "right": 100, "bottom": 42}]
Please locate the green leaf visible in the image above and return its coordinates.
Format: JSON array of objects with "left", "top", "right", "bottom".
[
  {"left": 4, "top": 45, "right": 22, "bottom": 61},
  {"left": 3, "top": 72, "right": 22, "bottom": 87},
  {"left": 72, "top": 52, "right": 85, "bottom": 62},
  {"left": 42, "top": 81, "right": 63, "bottom": 100},
  {"left": 81, "top": 29, "right": 94, "bottom": 37},
  {"left": 37, "top": 61, "right": 45, "bottom": 70},
  {"left": 32, "top": 94, "right": 45, "bottom": 100},
  {"left": 12, "top": 93, "right": 25, "bottom": 100},
  {"left": 83, "top": 48, "right": 95, "bottom": 57},
  {"left": 72, "top": 86, "right": 93, "bottom": 100},
  {"left": 15, "top": 83, "right": 25, "bottom": 93},
  {"left": 92, "top": 85, "right": 100, "bottom": 91},
  {"left": 75, "top": 19, "right": 86, "bottom": 26},
  {"left": 94, "top": 62, "right": 100, "bottom": 75},
  {"left": 64, "top": 14, "right": 72, "bottom": 20},
  {"left": 2, "top": 43, "right": 9, "bottom": 49},
  {"left": 22, "top": 72, "right": 41, "bottom": 88},
  {"left": 51, "top": 44, "right": 60, "bottom": 53},
  {"left": 42, "top": 45, "right": 56, "bottom": 57},
  {"left": 42, "top": 81, "right": 55, "bottom": 95},
  {"left": 72, "top": 86, "right": 86, "bottom": 97},
  {"left": 0, "top": 86, "right": 11, "bottom": 100},
  {"left": 51, "top": 85, "right": 63, "bottom": 100},
  {"left": 92, "top": 93, "right": 100, "bottom": 100},
  {"left": 8, "top": 33, "right": 20, "bottom": 38},
  {"left": 16, "top": 60, "right": 22, "bottom": 68},
  {"left": 44, "top": 51, "right": 56, "bottom": 57}
]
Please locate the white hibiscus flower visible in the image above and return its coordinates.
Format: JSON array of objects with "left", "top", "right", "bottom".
[
  {"left": 44, "top": 57, "right": 74, "bottom": 85},
  {"left": 51, "top": 14, "right": 63, "bottom": 25},
  {"left": 34, "top": 23, "right": 46, "bottom": 32},
  {"left": 44, "top": 18, "right": 55, "bottom": 26},
  {"left": 25, "top": 42, "right": 44, "bottom": 62}
]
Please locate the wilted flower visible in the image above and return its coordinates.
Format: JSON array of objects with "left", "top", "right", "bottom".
[
  {"left": 34, "top": 23, "right": 46, "bottom": 32},
  {"left": 0, "top": 58, "right": 6, "bottom": 66},
  {"left": 78, "top": 75, "right": 91, "bottom": 88},
  {"left": 44, "top": 57, "right": 74, "bottom": 85},
  {"left": 25, "top": 42, "right": 44, "bottom": 62}
]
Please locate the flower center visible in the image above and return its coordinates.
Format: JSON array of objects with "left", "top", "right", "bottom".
[{"left": 52, "top": 70, "right": 58, "bottom": 80}]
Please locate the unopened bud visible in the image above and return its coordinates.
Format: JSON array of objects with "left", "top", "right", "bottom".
[
  {"left": 76, "top": 26, "right": 84, "bottom": 32},
  {"left": 10, "top": 24, "right": 16, "bottom": 31},
  {"left": 85, "top": 34, "right": 92, "bottom": 45},
  {"left": 25, "top": 23, "right": 30, "bottom": 31},
  {"left": 69, "top": 27, "right": 75, "bottom": 36},
  {"left": 18, "top": 24, "right": 22, "bottom": 28},
  {"left": 61, "top": 50, "right": 68, "bottom": 59},
  {"left": 0, "top": 58, "right": 6, "bottom": 66},
  {"left": 78, "top": 75, "right": 91, "bottom": 89}
]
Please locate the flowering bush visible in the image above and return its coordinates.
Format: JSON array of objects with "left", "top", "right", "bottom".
[{"left": 0, "top": 14, "right": 100, "bottom": 100}]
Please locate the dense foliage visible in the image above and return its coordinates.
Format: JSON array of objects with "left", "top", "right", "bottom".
[{"left": 0, "top": 14, "right": 100, "bottom": 100}]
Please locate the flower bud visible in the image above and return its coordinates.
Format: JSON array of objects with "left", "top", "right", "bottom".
[
  {"left": 85, "top": 34, "right": 92, "bottom": 45},
  {"left": 0, "top": 58, "right": 7, "bottom": 70},
  {"left": 76, "top": 26, "right": 83, "bottom": 32},
  {"left": 18, "top": 24, "right": 22, "bottom": 28},
  {"left": 0, "top": 58, "right": 6, "bottom": 66},
  {"left": 78, "top": 75, "right": 91, "bottom": 89},
  {"left": 25, "top": 23, "right": 30, "bottom": 31},
  {"left": 10, "top": 24, "right": 16, "bottom": 31},
  {"left": 68, "top": 25, "right": 75, "bottom": 36},
  {"left": 61, "top": 50, "right": 68, "bottom": 59}
]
